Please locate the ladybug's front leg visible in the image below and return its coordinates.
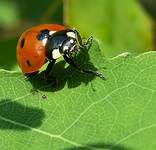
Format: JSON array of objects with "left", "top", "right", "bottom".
[
  {"left": 73, "top": 29, "right": 93, "bottom": 49},
  {"left": 63, "top": 55, "right": 105, "bottom": 79}
]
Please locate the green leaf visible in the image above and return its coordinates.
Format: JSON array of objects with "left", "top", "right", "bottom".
[
  {"left": 0, "top": 37, "right": 19, "bottom": 71},
  {"left": 0, "top": 41, "right": 156, "bottom": 150},
  {"left": 65, "top": 0, "right": 152, "bottom": 57},
  {"left": 0, "top": 0, "right": 63, "bottom": 28},
  {"left": 0, "top": 1, "right": 19, "bottom": 28},
  {"left": 15, "top": 0, "right": 63, "bottom": 23}
]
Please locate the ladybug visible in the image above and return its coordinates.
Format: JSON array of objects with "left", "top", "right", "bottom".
[{"left": 16, "top": 24, "right": 104, "bottom": 79}]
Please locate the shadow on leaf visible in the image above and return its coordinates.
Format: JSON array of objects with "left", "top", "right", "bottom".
[
  {"left": 0, "top": 99, "right": 45, "bottom": 130},
  {"left": 29, "top": 44, "right": 100, "bottom": 92},
  {"left": 64, "top": 143, "right": 133, "bottom": 150}
]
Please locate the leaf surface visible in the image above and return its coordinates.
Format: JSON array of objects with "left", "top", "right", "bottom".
[{"left": 0, "top": 41, "right": 156, "bottom": 150}]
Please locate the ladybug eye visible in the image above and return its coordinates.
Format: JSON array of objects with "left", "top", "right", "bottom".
[
  {"left": 37, "top": 29, "right": 49, "bottom": 41},
  {"left": 20, "top": 38, "right": 25, "bottom": 49}
]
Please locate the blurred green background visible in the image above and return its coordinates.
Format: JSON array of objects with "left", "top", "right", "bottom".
[{"left": 0, "top": 0, "right": 155, "bottom": 71}]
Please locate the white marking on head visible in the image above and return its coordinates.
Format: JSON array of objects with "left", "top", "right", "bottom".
[
  {"left": 52, "top": 49, "right": 62, "bottom": 59},
  {"left": 70, "top": 39, "right": 74, "bottom": 44},
  {"left": 49, "top": 31, "right": 56, "bottom": 35},
  {"left": 67, "top": 32, "right": 76, "bottom": 38},
  {"left": 42, "top": 38, "right": 48, "bottom": 46},
  {"left": 63, "top": 45, "right": 69, "bottom": 52}
]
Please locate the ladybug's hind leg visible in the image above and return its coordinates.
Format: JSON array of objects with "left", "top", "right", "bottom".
[{"left": 24, "top": 71, "right": 39, "bottom": 80}]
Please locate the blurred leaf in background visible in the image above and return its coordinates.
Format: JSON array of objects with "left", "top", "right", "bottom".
[
  {"left": 139, "top": 0, "right": 156, "bottom": 20},
  {"left": 0, "top": 1, "right": 19, "bottom": 28},
  {"left": 0, "top": 38, "right": 18, "bottom": 71},
  {"left": 64, "top": 0, "right": 153, "bottom": 57},
  {"left": 15, "top": 0, "right": 63, "bottom": 23},
  {"left": 0, "top": 0, "right": 20, "bottom": 71},
  {"left": 139, "top": 0, "right": 156, "bottom": 49}
]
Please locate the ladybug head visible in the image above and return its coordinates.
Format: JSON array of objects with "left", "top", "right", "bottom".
[
  {"left": 61, "top": 31, "right": 79, "bottom": 57},
  {"left": 16, "top": 30, "right": 46, "bottom": 73}
]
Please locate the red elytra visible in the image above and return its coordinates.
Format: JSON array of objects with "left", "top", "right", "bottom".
[{"left": 16, "top": 24, "right": 66, "bottom": 73}]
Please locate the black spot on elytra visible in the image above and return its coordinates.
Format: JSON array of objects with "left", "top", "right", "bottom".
[
  {"left": 20, "top": 38, "right": 25, "bottom": 49},
  {"left": 26, "top": 60, "right": 32, "bottom": 67},
  {"left": 36, "top": 29, "right": 49, "bottom": 41}
]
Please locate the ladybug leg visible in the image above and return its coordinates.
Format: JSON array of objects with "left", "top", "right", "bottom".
[
  {"left": 44, "top": 59, "right": 58, "bottom": 86},
  {"left": 44, "top": 59, "right": 56, "bottom": 78},
  {"left": 24, "top": 71, "right": 39, "bottom": 80},
  {"left": 73, "top": 29, "right": 93, "bottom": 49},
  {"left": 63, "top": 55, "right": 105, "bottom": 79},
  {"left": 73, "top": 29, "right": 83, "bottom": 46},
  {"left": 84, "top": 36, "right": 93, "bottom": 49}
]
